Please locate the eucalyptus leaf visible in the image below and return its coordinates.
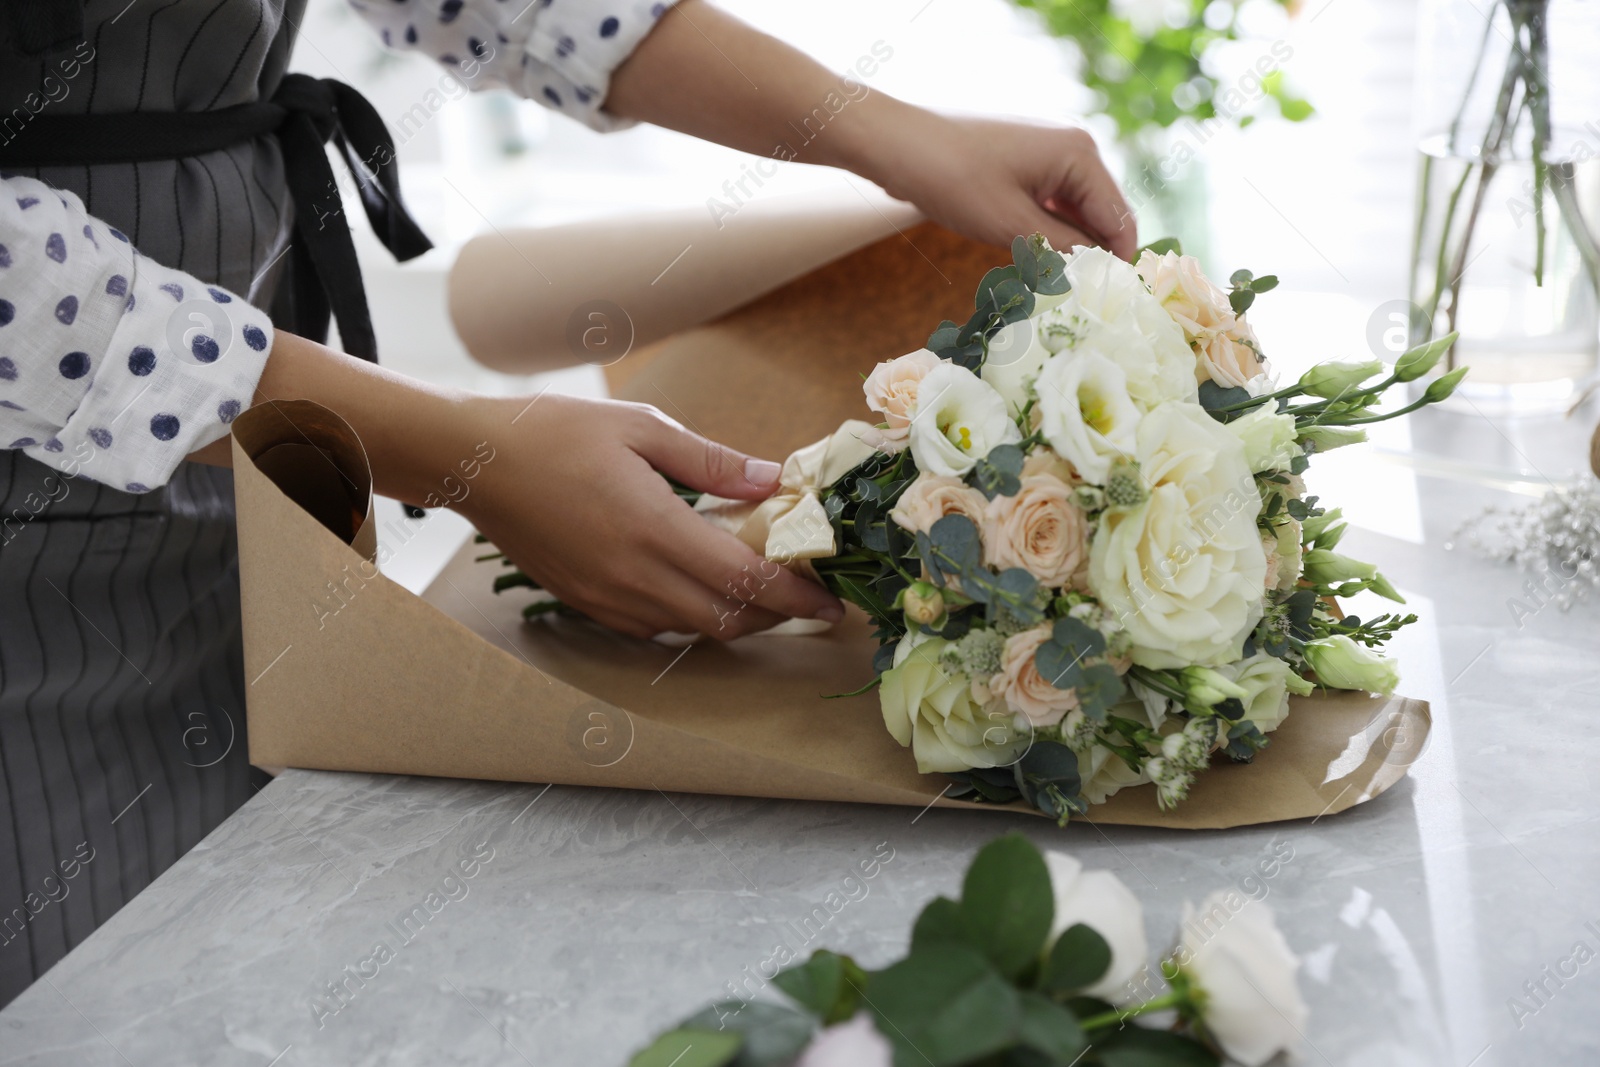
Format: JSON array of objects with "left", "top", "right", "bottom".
[
  {"left": 678, "top": 1002, "right": 816, "bottom": 1067},
  {"left": 958, "top": 834, "right": 1055, "bottom": 979},
  {"left": 910, "top": 896, "right": 972, "bottom": 953},
  {"left": 1229, "top": 288, "right": 1255, "bottom": 315},
  {"left": 1041, "top": 923, "right": 1112, "bottom": 993},
  {"left": 1016, "top": 990, "right": 1089, "bottom": 1062},
  {"left": 1092, "top": 1026, "right": 1219, "bottom": 1067},
  {"left": 1074, "top": 665, "right": 1126, "bottom": 721},
  {"left": 865, "top": 944, "right": 1023, "bottom": 1067}
]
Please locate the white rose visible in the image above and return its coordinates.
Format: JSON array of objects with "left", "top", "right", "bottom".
[
  {"left": 907, "top": 362, "right": 1023, "bottom": 478},
  {"left": 1226, "top": 404, "right": 1299, "bottom": 474},
  {"left": 879, "top": 632, "right": 1029, "bottom": 773},
  {"left": 793, "top": 1013, "right": 893, "bottom": 1067},
  {"left": 1087, "top": 402, "right": 1269, "bottom": 668},
  {"left": 1035, "top": 353, "right": 1142, "bottom": 485},
  {"left": 862, "top": 348, "right": 943, "bottom": 451},
  {"left": 1176, "top": 893, "right": 1308, "bottom": 1067},
  {"left": 1044, "top": 852, "right": 1149, "bottom": 1003},
  {"left": 981, "top": 317, "right": 1052, "bottom": 416},
  {"left": 1035, "top": 247, "right": 1198, "bottom": 411},
  {"left": 1215, "top": 653, "right": 1313, "bottom": 735}
]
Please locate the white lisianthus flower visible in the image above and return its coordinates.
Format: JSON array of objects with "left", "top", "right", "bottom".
[
  {"left": 1302, "top": 635, "right": 1400, "bottom": 695},
  {"left": 1226, "top": 404, "right": 1299, "bottom": 474},
  {"left": 907, "top": 363, "right": 1022, "bottom": 478},
  {"left": 1043, "top": 851, "right": 1149, "bottom": 1003},
  {"left": 861, "top": 348, "right": 943, "bottom": 453},
  {"left": 981, "top": 317, "right": 1051, "bottom": 416},
  {"left": 1215, "top": 653, "right": 1315, "bottom": 735},
  {"left": 879, "top": 632, "right": 1030, "bottom": 773},
  {"left": 1087, "top": 402, "right": 1269, "bottom": 668},
  {"left": 1175, "top": 893, "right": 1309, "bottom": 1067},
  {"left": 1035, "top": 353, "right": 1142, "bottom": 484},
  {"left": 1035, "top": 247, "right": 1197, "bottom": 410},
  {"left": 793, "top": 1013, "right": 893, "bottom": 1067}
]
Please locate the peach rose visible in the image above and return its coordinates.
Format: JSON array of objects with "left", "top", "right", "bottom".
[
  {"left": 982, "top": 470, "right": 1090, "bottom": 590},
  {"left": 1136, "top": 250, "right": 1236, "bottom": 341},
  {"left": 1197, "top": 325, "right": 1266, "bottom": 390},
  {"left": 889, "top": 474, "right": 989, "bottom": 534},
  {"left": 991, "top": 625, "right": 1079, "bottom": 727},
  {"left": 862, "top": 348, "right": 943, "bottom": 451}
]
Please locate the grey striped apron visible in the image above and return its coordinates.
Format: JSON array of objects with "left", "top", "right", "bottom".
[{"left": 0, "top": 0, "right": 321, "bottom": 1005}]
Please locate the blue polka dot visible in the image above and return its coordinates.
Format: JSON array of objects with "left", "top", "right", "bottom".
[
  {"left": 440, "top": 53, "right": 460, "bottom": 65},
  {"left": 129, "top": 346, "right": 157, "bottom": 376},
  {"left": 599, "top": 16, "right": 619, "bottom": 37},
  {"left": 124, "top": 294, "right": 136, "bottom": 313},
  {"left": 43, "top": 437, "right": 63, "bottom": 451},
  {"left": 55, "top": 295, "right": 78, "bottom": 325},
  {"left": 542, "top": 86, "right": 562, "bottom": 106},
  {"left": 150, "top": 414, "right": 180, "bottom": 441},
  {"left": 439, "top": 0, "right": 463, "bottom": 22},
  {"left": 88, "top": 428, "right": 112, "bottom": 448},
  {"left": 574, "top": 87, "right": 593, "bottom": 104},
  {"left": 207, "top": 287, "right": 232, "bottom": 303},
  {"left": 404, "top": 24, "right": 417, "bottom": 44},
  {"left": 243, "top": 324, "right": 268, "bottom": 351},
  {"left": 556, "top": 34, "right": 575, "bottom": 57},
  {"left": 651, "top": 3, "right": 666, "bottom": 16},
  {"left": 109, "top": 228, "right": 129, "bottom": 243},
  {"left": 46, "top": 233, "right": 66, "bottom": 263},
  {"left": 106, "top": 274, "right": 127, "bottom": 296},
  {"left": 0, "top": 356, "right": 14, "bottom": 379},
  {"left": 125, "top": 482, "right": 150, "bottom": 494},
  {"left": 82, "top": 224, "right": 98, "bottom": 249},
  {"left": 469, "top": 36, "right": 486, "bottom": 57},
  {"left": 9, "top": 437, "right": 35, "bottom": 448},
  {"left": 218, "top": 399, "right": 242, "bottom": 423},
  {"left": 59, "top": 352, "right": 90, "bottom": 379},
  {"left": 0, "top": 400, "right": 22, "bottom": 412},
  {"left": 0, "top": 244, "right": 10, "bottom": 268},
  {"left": 160, "top": 282, "right": 184, "bottom": 301},
  {"left": 381, "top": 27, "right": 392, "bottom": 45},
  {"left": 191, "top": 335, "right": 220, "bottom": 363},
  {"left": 17, "top": 197, "right": 39, "bottom": 210},
  {"left": 0, "top": 300, "right": 13, "bottom": 326}
]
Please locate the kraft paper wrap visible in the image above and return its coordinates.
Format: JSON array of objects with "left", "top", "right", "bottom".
[{"left": 232, "top": 205, "right": 1430, "bottom": 828}]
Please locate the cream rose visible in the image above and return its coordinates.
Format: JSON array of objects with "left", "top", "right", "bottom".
[
  {"left": 982, "top": 468, "right": 1090, "bottom": 590},
  {"left": 906, "top": 362, "right": 1023, "bottom": 478},
  {"left": 880, "top": 633, "right": 1030, "bottom": 773},
  {"left": 990, "top": 625, "right": 1080, "bottom": 727},
  {"left": 1032, "top": 248, "right": 1198, "bottom": 411},
  {"left": 889, "top": 474, "right": 989, "bottom": 534},
  {"left": 1135, "top": 249, "right": 1236, "bottom": 341},
  {"left": 1198, "top": 329, "right": 1266, "bottom": 390},
  {"left": 861, "top": 348, "right": 942, "bottom": 451},
  {"left": 1087, "top": 402, "right": 1269, "bottom": 668},
  {"left": 1035, "top": 352, "right": 1142, "bottom": 485},
  {"left": 1261, "top": 516, "right": 1302, "bottom": 593}
]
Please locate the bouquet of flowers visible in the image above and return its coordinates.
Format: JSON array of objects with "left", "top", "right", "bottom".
[
  {"left": 705, "top": 236, "right": 1464, "bottom": 821},
  {"left": 630, "top": 833, "right": 1307, "bottom": 1067}
]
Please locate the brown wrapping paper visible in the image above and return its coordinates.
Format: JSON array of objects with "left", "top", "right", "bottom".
[{"left": 232, "top": 213, "right": 1430, "bottom": 828}]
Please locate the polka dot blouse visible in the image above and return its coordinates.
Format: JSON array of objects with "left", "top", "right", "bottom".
[
  {"left": 349, "top": 0, "right": 680, "bottom": 132},
  {"left": 0, "top": 178, "right": 273, "bottom": 495}
]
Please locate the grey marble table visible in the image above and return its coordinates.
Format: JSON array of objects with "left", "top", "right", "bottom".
[{"left": 4, "top": 405, "right": 1600, "bottom": 1067}]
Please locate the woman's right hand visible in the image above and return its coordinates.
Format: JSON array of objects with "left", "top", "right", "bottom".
[{"left": 456, "top": 392, "right": 844, "bottom": 640}]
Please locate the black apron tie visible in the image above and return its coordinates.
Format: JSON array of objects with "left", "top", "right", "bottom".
[{"left": 0, "top": 72, "right": 432, "bottom": 365}]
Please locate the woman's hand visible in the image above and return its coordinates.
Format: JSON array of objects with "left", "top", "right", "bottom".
[
  {"left": 457, "top": 393, "right": 844, "bottom": 640},
  {"left": 855, "top": 109, "right": 1138, "bottom": 262}
]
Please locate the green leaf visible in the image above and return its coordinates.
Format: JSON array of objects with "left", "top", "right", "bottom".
[
  {"left": 958, "top": 834, "right": 1055, "bottom": 979},
  {"left": 1040, "top": 923, "right": 1112, "bottom": 994},
  {"left": 629, "top": 1029, "right": 742, "bottom": 1067},
  {"left": 1228, "top": 288, "right": 1255, "bottom": 315},
  {"left": 1249, "top": 274, "right": 1279, "bottom": 293},
  {"left": 1016, "top": 991, "right": 1089, "bottom": 1062},
  {"left": 1093, "top": 1026, "right": 1220, "bottom": 1067},
  {"left": 1229, "top": 269, "right": 1253, "bottom": 287},
  {"left": 678, "top": 1002, "right": 816, "bottom": 1067},
  {"left": 911, "top": 896, "right": 972, "bottom": 953},
  {"left": 773, "top": 951, "right": 846, "bottom": 1021},
  {"left": 970, "top": 443, "right": 1027, "bottom": 500},
  {"left": 1138, "top": 237, "right": 1182, "bottom": 257},
  {"left": 1074, "top": 664, "right": 1127, "bottom": 721},
  {"left": 865, "top": 943, "right": 1022, "bottom": 1067}
]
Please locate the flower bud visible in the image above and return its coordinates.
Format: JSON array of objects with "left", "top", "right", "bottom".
[
  {"left": 1297, "top": 360, "right": 1383, "bottom": 400},
  {"left": 1297, "top": 425, "right": 1369, "bottom": 452},
  {"left": 1303, "top": 635, "right": 1400, "bottom": 695},
  {"left": 901, "top": 581, "right": 946, "bottom": 626},
  {"left": 1299, "top": 507, "right": 1344, "bottom": 543},
  {"left": 1301, "top": 548, "right": 1378, "bottom": 586},
  {"left": 1366, "top": 572, "right": 1406, "bottom": 604},
  {"left": 1393, "top": 332, "right": 1456, "bottom": 381},
  {"left": 1177, "top": 666, "right": 1250, "bottom": 710},
  {"left": 1422, "top": 365, "right": 1470, "bottom": 403}
]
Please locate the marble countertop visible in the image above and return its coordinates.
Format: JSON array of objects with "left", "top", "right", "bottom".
[{"left": 4, "top": 406, "right": 1600, "bottom": 1067}]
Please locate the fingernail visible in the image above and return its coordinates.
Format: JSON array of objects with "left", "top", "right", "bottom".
[
  {"left": 744, "top": 458, "right": 781, "bottom": 486},
  {"left": 815, "top": 604, "right": 845, "bottom": 624}
]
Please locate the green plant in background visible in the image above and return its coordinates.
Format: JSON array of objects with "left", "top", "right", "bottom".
[{"left": 1009, "top": 0, "right": 1314, "bottom": 256}]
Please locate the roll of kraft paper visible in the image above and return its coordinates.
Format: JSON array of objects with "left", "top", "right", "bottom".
[{"left": 446, "top": 187, "right": 922, "bottom": 375}]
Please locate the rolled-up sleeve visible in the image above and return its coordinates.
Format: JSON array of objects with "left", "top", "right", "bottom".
[
  {"left": 349, "top": 0, "right": 679, "bottom": 132},
  {"left": 0, "top": 176, "right": 273, "bottom": 494}
]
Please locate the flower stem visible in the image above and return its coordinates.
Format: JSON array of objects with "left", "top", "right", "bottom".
[{"left": 1077, "top": 991, "right": 1190, "bottom": 1031}]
